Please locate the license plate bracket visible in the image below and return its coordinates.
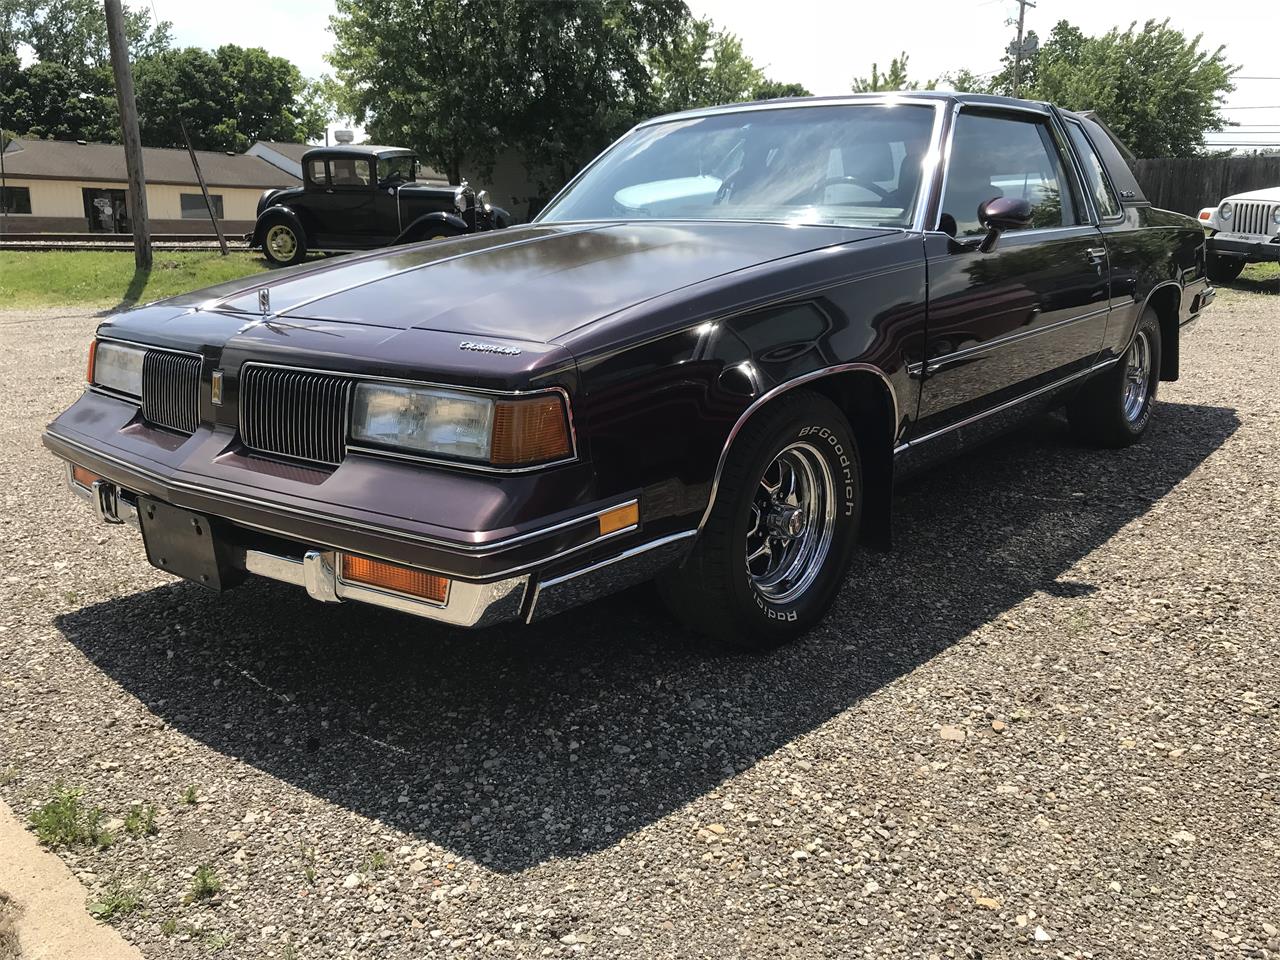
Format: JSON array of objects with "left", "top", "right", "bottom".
[{"left": 137, "top": 497, "right": 236, "bottom": 591}]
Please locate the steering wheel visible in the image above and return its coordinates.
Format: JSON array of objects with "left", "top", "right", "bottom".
[{"left": 804, "top": 175, "right": 890, "bottom": 202}]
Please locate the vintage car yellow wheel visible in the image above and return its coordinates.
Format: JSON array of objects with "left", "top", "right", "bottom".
[{"left": 262, "top": 221, "right": 307, "bottom": 266}]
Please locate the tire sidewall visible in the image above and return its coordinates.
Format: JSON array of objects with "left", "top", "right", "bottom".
[{"left": 726, "top": 409, "right": 861, "bottom": 640}]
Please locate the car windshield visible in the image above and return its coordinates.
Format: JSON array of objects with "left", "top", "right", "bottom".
[
  {"left": 538, "top": 103, "right": 937, "bottom": 228},
  {"left": 379, "top": 155, "right": 416, "bottom": 184}
]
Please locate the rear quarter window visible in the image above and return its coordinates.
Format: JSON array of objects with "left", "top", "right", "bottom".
[{"left": 1064, "top": 121, "right": 1121, "bottom": 218}]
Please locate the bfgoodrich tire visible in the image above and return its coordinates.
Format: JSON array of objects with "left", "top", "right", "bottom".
[
  {"left": 1068, "top": 306, "right": 1162, "bottom": 448},
  {"left": 658, "top": 391, "right": 861, "bottom": 651}
]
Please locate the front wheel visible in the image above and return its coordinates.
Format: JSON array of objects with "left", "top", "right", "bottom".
[
  {"left": 1206, "top": 254, "right": 1244, "bottom": 285},
  {"left": 1067, "top": 307, "right": 1162, "bottom": 448},
  {"left": 261, "top": 219, "right": 307, "bottom": 267},
  {"left": 658, "top": 391, "right": 861, "bottom": 651}
]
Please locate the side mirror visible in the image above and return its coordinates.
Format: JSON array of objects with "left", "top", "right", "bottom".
[{"left": 977, "top": 196, "right": 1034, "bottom": 253}]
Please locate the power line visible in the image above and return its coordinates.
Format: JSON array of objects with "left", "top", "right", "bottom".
[
  {"left": 1221, "top": 105, "right": 1280, "bottom": 110},
  {"left": 1234, "top": 76, "right": 1280, "bottom": 80}
]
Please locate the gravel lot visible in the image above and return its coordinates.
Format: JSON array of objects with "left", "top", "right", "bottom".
[{"left": 1, "top": 283, "right": 1277, "bottom": 959}]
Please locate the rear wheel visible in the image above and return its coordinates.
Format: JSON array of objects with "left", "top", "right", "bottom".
[
  {"left": 658, "top": 391, "right": 861, "bottom": 651},
  {"left": 1067, "top": 307, "right": 1162, "bottom": 448},
  {"left": 1206, "top": 254, "right": 1244, "bottom": 285},
  {"left": 261, "top": 219, "right": 307, "bottom": 267}
]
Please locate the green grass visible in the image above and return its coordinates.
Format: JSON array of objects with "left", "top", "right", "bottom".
[
  {"left": 29, "top": 785, "right": 113, "bottom": 849},
  {"left": 124, "top": 803, "right": 158, "bottom": 838},
  {"left": 87, "top": 877, "right": 145, "bottom": 922},
  {"left": 0, "top": 251, "right": 270, "bottom": 309},
  {"left": 181, "top": 784, "right": 199, "bottom": 806},
  {"left": 185, "top": 865, "right": 221, "bottom": 903},
  {"left": 1241, "top": 262, "right": 1280, "bottom": 283}
]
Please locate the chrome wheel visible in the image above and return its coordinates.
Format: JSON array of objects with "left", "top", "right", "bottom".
[
  {"left": 265, "top": 224, "right": 297, "bottom": 261},
  {"left": 745, "top": 442, "right": 837, "bottom": 604},
  {"left": 1122, "top": 329, "right": 1153, "bottom": 423}
]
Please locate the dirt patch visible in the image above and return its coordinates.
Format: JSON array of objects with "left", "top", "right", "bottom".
[{"left": 0, "top": 893, "right": 22, "bottom": 960}]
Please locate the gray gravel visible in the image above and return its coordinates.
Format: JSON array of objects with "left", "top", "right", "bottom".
[{"left": 1, "top": 287, "right": 1277, "bottom": 959}]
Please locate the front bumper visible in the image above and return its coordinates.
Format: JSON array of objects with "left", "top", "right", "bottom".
[
  {"left": 60, "top": 462, "right": 694, "bottom": 629},
  {"left": 1208, "top": 234, "right": 1280, "bottom": 263}
]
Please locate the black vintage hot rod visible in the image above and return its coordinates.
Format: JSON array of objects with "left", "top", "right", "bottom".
[
  {"left": 248, "top": 144, "right": 510, "bottom": 266},
  {"left": 49, "top": 93, "right": 1213, "bottom": 650}
]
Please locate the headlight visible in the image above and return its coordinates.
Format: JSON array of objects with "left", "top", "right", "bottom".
[
  {"left": 1273, "top": 206, "right": 1280, "bottom": 227},
  {"left": 1219, "top": 201, "right": 1233, "bottom": 221},
  {"left": 90, "top": 340, "right": 145, "bottom": 398},
  {"left": 350, "top": 383, "right": 572, "bottom": 467},
  {"left": 454, "top": 189, "right": 467, "bottom": 214}
]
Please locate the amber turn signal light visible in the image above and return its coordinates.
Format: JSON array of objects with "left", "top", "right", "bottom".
[
  {"left": 86, "top": 339, "right": 98, "bottom": 383},
  {"left": 598, "top": 501, "right": 639, "bottom": 536},
  {"left": 490, "top": 395, "right": 572, "bottom": 466},
  {"left": 71, "top": 465, "right": 102, "bottom": 488},
  {"left": 341, "top": 554, "right": 450, "bottom": 604}
]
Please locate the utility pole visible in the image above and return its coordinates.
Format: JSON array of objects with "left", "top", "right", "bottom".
[
  {"left": 1011, "top": 0, "right": 1037, "bottom": 98},
  {"left": 104, "top": 0, "right": 151, "bottom": 269}
]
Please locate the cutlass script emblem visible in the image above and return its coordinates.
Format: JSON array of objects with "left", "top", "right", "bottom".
[{"left": 459, "top": 341, "right": 522, "bottom": 356}]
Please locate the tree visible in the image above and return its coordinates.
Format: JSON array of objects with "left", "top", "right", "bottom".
[
  {"left": 934, "top": 68, "right": 993, "bottom": 95},
  {"left": 10, "top": 0, "right": 171, "bottom": 70},
  {"left": 1011, "top": 19, "right": 1236, "bottom": 157},
  {"left": 5, "top": 59, "right": 114, "bottom": 141},
  {"left": 752, "top": 80, "right": 811, "bottom": 100},
  {"left": 133, "top": 46, "right": 329, "bottom": 151},
  {"left": 851, "top": 52, "right": 935, "bottom": 93},
  {"left": 329, "top": 0, "right": 687, "bottom": 189},
  {"left": 647, "top": 18, "right": 764, "bottom": 114}
]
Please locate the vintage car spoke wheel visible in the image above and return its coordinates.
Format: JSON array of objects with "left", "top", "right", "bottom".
[
  {"left": 658, "top": 390, "right": 861, "bottom": 652},
  {"left": 745, "top": 443, "right": 836, "bottom": 604},
  {"left": 260, "top": 218, "right": 307, "bottom": 267},
  {"left": 1067, "top": 306, "right": 1162, "bottom": 448}
]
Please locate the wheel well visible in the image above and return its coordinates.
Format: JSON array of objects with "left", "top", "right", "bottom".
[
  {"left": 804, "top": 371, "right": 896, "bottom": 550},
  {"left": 1145, "top": 285, "right": 1181, "bottom": 382}
]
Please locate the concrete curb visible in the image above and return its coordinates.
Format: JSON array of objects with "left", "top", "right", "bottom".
[{"left": 0, "top": 800, "right": 143, "bottom": 960}]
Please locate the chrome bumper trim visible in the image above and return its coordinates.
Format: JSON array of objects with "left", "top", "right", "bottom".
[
  {"left": 243, "top": 547, "right": 528, "bottom": 627},
  {"left": 525, "top": 530, "right": 696, "bottom": 623}
]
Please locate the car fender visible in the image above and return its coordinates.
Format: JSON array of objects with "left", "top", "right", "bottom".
[
  {"left": 394, "top": 212, "right": 469, "bottom": 245},
  {"left": 252, "top": 205, "right": 306, "bottom": 247}
]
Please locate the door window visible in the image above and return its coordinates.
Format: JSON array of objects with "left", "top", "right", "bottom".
[
  {"left": 1063, "top": 120, "right": 1121, "bottom": 219},
  {"left": 329, "top": 157, "right": 372, "bottom": 189},
  {"left": 305, "top": 158, "right": 329, "bottom": 187},
  {"left": 941, "top": 112, "right": 1076, "bottom": 236}
]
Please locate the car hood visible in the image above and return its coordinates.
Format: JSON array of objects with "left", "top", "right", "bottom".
[
  {"left": 1225, "top": 187, "right": 1280, "bottom": 203},
  {"left": 195, "top": 221, "right": 896, "bottom": 343}
]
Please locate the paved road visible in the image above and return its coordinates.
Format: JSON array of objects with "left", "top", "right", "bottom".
[{"left": 0, "top": 287, "right": 1276, "bottom": 959}]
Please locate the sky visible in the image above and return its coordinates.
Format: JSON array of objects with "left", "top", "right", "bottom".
[{"left": 156, "top": 0, "right": 1280, "bottom": 150}]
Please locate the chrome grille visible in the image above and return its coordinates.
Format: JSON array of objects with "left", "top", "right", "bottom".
[
  {"left": 1233, "top": 201, "right": 1277, "bottom": 237},
  {"left": 141, "top": 349, "right": 201, "bottom": 435},
  {"left": 240, "top": 365, "right": 350, "bottom": 466}
]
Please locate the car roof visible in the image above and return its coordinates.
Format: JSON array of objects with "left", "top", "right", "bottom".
[
  {"left": 640, "top": 91, "right": 1053, "bottom": 126},
  {"left": 301, "top": 144, "right": 415, "bottom": 160}
]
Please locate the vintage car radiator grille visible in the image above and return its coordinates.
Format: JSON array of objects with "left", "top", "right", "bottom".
[
  {"left": 141, "top": 349, "right": 202, "bottom": 435},
  {"left": 240, "top": 365, "right": 350, "bottom": 466},
  {"left": 1233, "top": 201, "right": 1277, "bottom": 237}
]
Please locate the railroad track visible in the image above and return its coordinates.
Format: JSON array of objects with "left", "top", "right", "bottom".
[{"left": 0, "top": 232, "right": 251, "bottom": 253}]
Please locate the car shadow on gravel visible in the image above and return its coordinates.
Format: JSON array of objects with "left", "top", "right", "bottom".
[{"left": 56, "top": 401, "right": 1239, "bottom": 873}]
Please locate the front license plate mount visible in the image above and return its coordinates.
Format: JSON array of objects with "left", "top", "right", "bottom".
[{"left": 137, "top": 497, "right": 238, "bottom": 591}]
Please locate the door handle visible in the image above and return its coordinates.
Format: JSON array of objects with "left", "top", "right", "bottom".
[{"left": 1086, "top": 247, "right": 1107, "bottom": 262}]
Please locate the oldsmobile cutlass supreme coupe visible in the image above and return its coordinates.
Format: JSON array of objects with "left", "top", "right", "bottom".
[{"left": 45, "top": 93, "right": 1213, "bottom": 650}]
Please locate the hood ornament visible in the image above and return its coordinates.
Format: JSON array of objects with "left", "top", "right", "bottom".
[
  {"left": 257, "top": 288, "right": 270, "bottom": 315},
  {"left": 459, "top": 340, "right": 521, "bottom": 356}
]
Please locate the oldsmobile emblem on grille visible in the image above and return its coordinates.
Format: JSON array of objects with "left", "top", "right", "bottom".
[{"left": 459, "top": 340, "right": 522, "bottom": 356}]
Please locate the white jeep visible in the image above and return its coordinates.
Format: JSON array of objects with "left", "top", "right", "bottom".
[{"left": 1198, "top": 187, "right": 1280, "bottom": 283}]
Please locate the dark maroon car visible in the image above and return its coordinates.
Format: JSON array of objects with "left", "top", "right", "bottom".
[{"left": 45, "top": 93, "right": 1213, "bottom": 650}]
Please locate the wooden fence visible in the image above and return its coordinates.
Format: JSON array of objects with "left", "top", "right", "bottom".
[{"left": 1134, "top": 157, "right": 1280, "bottom": 216}]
